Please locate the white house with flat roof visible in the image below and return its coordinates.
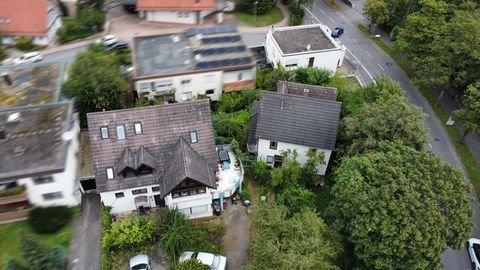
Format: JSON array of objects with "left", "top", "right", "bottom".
[
  {"left": 265, "top": 24, "right": 346, "bottom": 73},
  {"left": 132, "top": 24, "right": 256, "bottom": 104}
]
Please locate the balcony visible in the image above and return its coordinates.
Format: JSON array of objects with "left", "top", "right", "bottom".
[{"left": 0, "top": 185, "right": 31, "bottom": 223}]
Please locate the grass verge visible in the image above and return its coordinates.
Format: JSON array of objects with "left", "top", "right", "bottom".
[
  {"left": 356, "top": 23, "right": 480, "bottom": 197},
  {"left": 323, "top": 0, "right": 342, "bottom": 11},
  {"left": 234, "top": 6, "right": 284, "bottom": 27},
  {"left": 0, "top": 220, "right": 72, "bottom": 269}
]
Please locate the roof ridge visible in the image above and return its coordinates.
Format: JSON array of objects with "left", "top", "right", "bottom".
[
  {"left": 261, "top": 90, "right": 342, "bottom": 105},
  {"left": 87, "top": 99, "right": 210, "bottom": 116},
  {"left": 277, "top": 80, "right": 338, "bottom": 91}
]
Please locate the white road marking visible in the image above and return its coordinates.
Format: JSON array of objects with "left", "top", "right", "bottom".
[
  {"left": 365, "top": 51, "right": 372, "bottom": 58},
  {"left": 351, "top": 38, "right": 358, "bottom": 43},
  {"left": 346, "top": 48, "right": 376, "bottom": 83},
  {"left": 428, "top": 143, "right": 432, "bottom": 149},
  {"left": 377, "top": 63, "right": 385, "bottom": 71},
  {"left": 319, "top": 8, "right": 326, "bottom": 15},
  {"left": 327, "top": 16, "right": 335, "bottom": 23}
]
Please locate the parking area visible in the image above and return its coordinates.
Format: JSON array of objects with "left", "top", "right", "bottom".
[{"left": 222, "top": 199, "right": 250, "bottom": 269}]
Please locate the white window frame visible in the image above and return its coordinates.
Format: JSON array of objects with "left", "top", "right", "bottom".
[
  {"left": 42, "top": 191, "right": 63, "bottom": 201},
  {"left": 100, "top": 126, "right": 109, "bottom": 139},
  {"left": 134, "top": 122, "right": 143, "bottom": 135},
  {"left": 190, "top": 131, "right": 198, "bottom": 143},
  {"left": 266, "top": 156, "right": 274, "bottom": 164},
  {"left": 116, "top": 125, "right": 126, "bottom": 140},
  {"left": 182, "top": 91, "right": 193, "bottom": 101}
]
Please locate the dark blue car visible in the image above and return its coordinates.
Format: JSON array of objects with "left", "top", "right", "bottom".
[{"left": 331, "top": 27, "right": 344, "bottom": 38}]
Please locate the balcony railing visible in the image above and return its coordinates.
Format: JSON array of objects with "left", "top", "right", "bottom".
[{"left": 0, "top": 186, "right": 29, "bottom": 205}]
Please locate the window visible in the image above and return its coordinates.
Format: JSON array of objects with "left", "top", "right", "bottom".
[
  {"left": 116, "top": 125, "right": 126, "bottom": 140},
  {"left": 152, "top": 186, "right": 160, "bottom": 192},
  {"left": 205, "top": 89, "right": 215, "bottom": 95},
  {"left": 308, "top": 57, "right": 315, "bottom": 67},
  {"left": 134, "top": 122, "right": 142, "bottom": 135},
  {"left": 177, "top": 12, "right": 183, "bottom": 17},
  {"left": 132, "top": 188, "right": 148, "bottom": 195},
  {"left": 106, "top": 167, "right": 114, "bottom": 179},
  {"left": 100, "top": 126, "right": 109, "bottom": 139},
  {"left": 285, "top": 63, "right": 298, "bottom": 68},
  {"left": 138, "top": 82, "right": 152, "bottom": 92},
  {"left": 270, "top": 141, "right": 278, "bottom": 150},
  {"left": 238, "top": 73, "right": 243, "bottom": 81},
  {"left": 115, "top": 192, "right": 124, "bottom": 198},
  {"left": 181, "top": 79, "right": 191, "bottom": 85},
  {"left": 190, "top": 131, "right": 198, "bottom": 143},
  {"left": 191, "top": 205, "right": 208, "bottom": 214},
  {"left": 33, "top": 176, "right": 54, "bottom": 185},
  {"left": 266, "top": 156, "right": 274, "bottom": 164},
  {"left": 182, "top": 91, "right": 193, "bottom": 101},
  {"left": 42, "top": 191, "right": 63, "bottom": 201}
]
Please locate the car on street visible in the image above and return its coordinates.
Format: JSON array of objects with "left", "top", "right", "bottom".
[
  {"left": 105, "top": 39, "right": 129, "bottom": 52},
  {"left": 467, "top": 238, "right": 480, "bottom": 270},
  {"left": 13, "top": 52, "right": 43, "bottom": 65},
  {"left": 129, "top": 254, "right": 151, "bottom": 270},
  {"left": 98, "top": 35, "right": 118, "bottom": 46},
  {"left": 179, "top": 251, "right": 227, "bottom": 270},
  {"left": 331, "top": 27, "right": 344, "bottom": 38}
]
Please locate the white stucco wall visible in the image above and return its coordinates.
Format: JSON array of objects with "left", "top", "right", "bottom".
[
  {"left": 265, "top": 27, "right": 346, "bottom": 74},
  {"left": 164, "top": 189, "right": 213, "bottom": 219},
  {"left": 136, "top": 70, "right": 223, "bottom": 102},
  {"left": 18, "top": 114, "right": 81, "bottom": 206},
  {"left": 101, "top": 184, "right": 161, "bottom": 214},
  {"left": 223, "top": 68, "right": 255, "bottom": 83},
  {"left": 256, "top": 138, "right": 332, "bottom": 175},
  {"left": 144, "top": 11, "right": 197, "bottom": 24}
]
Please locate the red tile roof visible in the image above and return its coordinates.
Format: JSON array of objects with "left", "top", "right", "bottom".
[
  {"left": 0, "top": 0, "right": 48, "bottom": 36},
  {"left": 137, "top": 0, "right": 215, "bottom": 11}
]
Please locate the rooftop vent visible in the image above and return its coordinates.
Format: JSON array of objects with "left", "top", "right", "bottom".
[
  {"left": 196, "top": 34, "right": 203, "bottom": 40},
  {"left": 195, "top": 54, "right": 202, "bottom": 61},
  {"left": 304, "top": 88, "right": 310, "bottom": 93},
  {"left": 14, "top": 146, "right": 25, "bottom": 157},
  {"left": 171, "top": 35, "right": 180, "bottom": 43},
  {"left": 306, "top": 44, "right": 311, "bottom": 51}
]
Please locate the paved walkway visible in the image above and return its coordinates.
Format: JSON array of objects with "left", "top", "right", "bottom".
[
  {"left": 223, "top": 202, "right": 250, "bottom": 270},
  {"left": 68, "top": 193, "right": 102, "bottom": 270}
]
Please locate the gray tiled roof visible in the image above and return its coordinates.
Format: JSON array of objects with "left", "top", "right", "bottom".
[
  {"left": 160, "top": 138, "right": 216, "bottom": 198},
  {"left": 248, "top": 91, "right": 342, "bottom": 151},
  {"left": 87, "top": 100, "right": 217, "bottom": 193},
  {"left": 277, "top": 81, "right": 337, "bottom": 101}
]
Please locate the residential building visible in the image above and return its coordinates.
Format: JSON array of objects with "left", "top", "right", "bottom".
[
  {"left": 265, "top": 24, "right": 346, "bottom": 73},
  {"left": 137, "top": 0, "right": 221, "bottom": 24},
  {"left": 0, "top": 62, "right": 81, "bottom": 222},
  {"left": 132, "top": 24, "right": 256, "bottom": 103},
  {"left": 87, "top": 100, "right": 243, "bottom": 218},
  {"left": 0, "top": 0, "right": 62, "bottom": 46},
  {"left": 247, "top": 82, "right": 342, "bottom": 175}
]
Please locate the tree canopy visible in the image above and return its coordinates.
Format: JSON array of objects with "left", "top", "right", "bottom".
[
  {"left": 364, "top": 0, "right": 390, "bottom": 24},
  {"left": 62, "top": 45, "right": 129, "bottom": 126},
  {"left": 330, "top": 141, "right": 473, "bottom": 269},
  {"left": 177, "top": 259, "right": 210, "bottom": 270},
  {"left": 248, "top": 201, "right": 340, "bottom": 270},
  {"left": 453, "top": 80, "right": 480, "bottom": 137}
]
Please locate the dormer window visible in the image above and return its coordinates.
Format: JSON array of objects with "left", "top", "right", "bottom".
[
  {"left": 190, "top": 131, "right": 198, "bottom": 143},
  {"left": 116, "top": 125, "right": 126, "bottom": 140},
  {"left": 134, "top": 122, "right": 143, "bottom": 135},
  {"left": 100, "top": 126, "right": 109, "bottom": 139}
]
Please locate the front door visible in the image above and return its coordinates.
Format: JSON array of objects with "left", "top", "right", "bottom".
[{"left": 154, "top": 194, "right": 165, "bottom": 207}]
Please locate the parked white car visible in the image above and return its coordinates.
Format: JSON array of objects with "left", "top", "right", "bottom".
[
  {"left": 13, "top": 52, "right": 43, "bottom": 65},
  {"left": 97, "top": 35, "right": 118, "bottom": 46},
  {"left": 179, "top": 251, "right": 227, "bottom": 270},
  {"left": 129, "top": 254, "right": 151, "bottom": 270},
  {"left": 467, "top": 238, "right": 480, "bottom": 270}
]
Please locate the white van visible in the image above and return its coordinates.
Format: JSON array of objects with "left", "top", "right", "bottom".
[{"left": 14, "top": 52, "right": 43, "bottom": 65}]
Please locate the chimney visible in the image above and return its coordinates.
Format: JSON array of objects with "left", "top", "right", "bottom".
[{"left": 1, "top": 72, "right": 12, "bottom": 86}]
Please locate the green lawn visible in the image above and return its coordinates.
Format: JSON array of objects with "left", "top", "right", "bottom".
[
  {"left": 356, "top": 23, "right": 480, "bottom": 198},
  {"left": 0, "top": 221, "right": 72, "bottom": 268},
  {"left": 234, "top": 6, "right": 284, "bottom": 27}
]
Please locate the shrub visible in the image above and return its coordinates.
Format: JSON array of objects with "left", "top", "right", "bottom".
[
  {"left": 240, "top": 190, "right": 252, "bottom": 201},
  {"left": 103, "top": 216, "right": 155, "bottom": 249},
  {"left": 254, "top": 161, "right": 271, "bottom": 186},
  {"left": 15, "top": 37, "right": 36, "bottom": 51},
  {"left": 178, "top": 259, "right": 210, "bottom": 270},
  {"left": 28, "top": 206, "right": 73, "bottom": 233},
  {"left": 0, "top": 185, "right": 26, "bottom": 197}
]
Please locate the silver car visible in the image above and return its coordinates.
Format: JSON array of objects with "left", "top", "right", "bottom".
[
  {"left": 467, "top": 238, "right": 480, "bottom": 270},
  {"left": 129, "top": 254, "right": 151, "bottom": 270}
]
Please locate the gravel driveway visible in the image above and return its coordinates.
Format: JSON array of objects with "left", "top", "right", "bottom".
[{"left": 222, "top": 203, "right": 250, "bottom": 270}]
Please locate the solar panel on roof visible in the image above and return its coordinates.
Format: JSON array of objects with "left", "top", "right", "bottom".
[{"left": 185, "top": 24, "right": 238, "bottom": 37}]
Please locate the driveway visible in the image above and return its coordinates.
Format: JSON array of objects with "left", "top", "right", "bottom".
[
  {"left": 68, "top": 193, "right": 102, "bottom": 270},
  {"left": 223, "top": 202, "right": 250, "bottom": 270}
]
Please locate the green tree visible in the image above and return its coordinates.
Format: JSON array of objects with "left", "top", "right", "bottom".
[
  {"left": 253, "top": 161, "right": 271, "bottom": 186},
  {"left": 62, "top": 45, "right": 129, "bottom": 127},
  {"left": 293, "top": 67, "right": 332, "bottom": 86},
  {"left": 396, "top": 0, "right": 447, "bottom": 68},
  {"left": 330, "top": 141, "right": 473, "bottom": 269},
  {"left": 256, "top": 65, "right": 292, "bottom": 91},
  {"left": 177, "top": 259, "right": 210, "bottom": 270},
  {"left": 364, "top": 0, "right": 390, "bottom": 25},
  {"left": 238, "top": 0, "right": 275, "bottom": 15},
  {"left": 77, "top": 8, "right": 105, "bottom": 33},
  {"left": 249, "top": 201, "right": 340, "bottom": 270},
  {"left": 103, "top": 216, "right": 155, "bottom": 249},
  {"left": 157, "top": 209, "right": 193, "bottom": 267},
  {"left": 341, "top": 78, "right": 428, "bottom": 154},
  {"left": 453, "top": 81, "right": 480, "bottom": 138}
]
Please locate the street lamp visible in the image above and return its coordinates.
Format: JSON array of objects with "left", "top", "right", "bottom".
[{"left": 254, "top": 1, "right": 258, "bottom": 25}]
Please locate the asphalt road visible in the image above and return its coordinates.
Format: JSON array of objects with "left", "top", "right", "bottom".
[{"left": 305, "top": 0, "right": 480, "bottom": 269}]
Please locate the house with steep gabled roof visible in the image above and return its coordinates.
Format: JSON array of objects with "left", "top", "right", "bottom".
[
  {"left": 87, "top": 100, "right": 243, "bottom": 217},
  {"left": 247, "top": 86, "right": 342, "bottom": 175}
]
